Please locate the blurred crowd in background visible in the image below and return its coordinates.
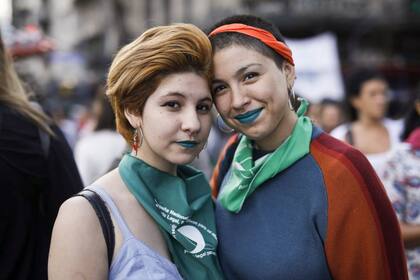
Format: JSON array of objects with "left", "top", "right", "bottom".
[{"left": 1, "top": 0, "right": 419, "bottom": 182}]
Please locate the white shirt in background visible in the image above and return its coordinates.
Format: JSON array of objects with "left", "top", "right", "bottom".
[
  {"left": 330, "top": 118, "right": 403, "bottom": 179},
  {"left": 75, "top": 130, "right": 127, "bottom": 185}
]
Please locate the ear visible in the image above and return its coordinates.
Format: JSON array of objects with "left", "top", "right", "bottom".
[
  {"left": 415, "top": 100, "right": 420, "bottom": 115},
  {"left": 283, "top": 63, "right": 296, "bottom": 89},
  {"left": 124, "top": 108, "right": 142, "bottom": 128},
  {"left": 350, "top": 96, "right": 361, "bottom": 110}
]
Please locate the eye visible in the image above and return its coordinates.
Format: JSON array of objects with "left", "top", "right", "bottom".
[
  {"left": 197, "top": 103, "right": 212, "bottom": 113},
  {"left": 212, "top": 84, "right": 227, "bottom": 95},
  {"left": 243, "top": 72, "right": 259, "bottom": 81},
  {"left": 162, "top": 101, "right": 181, "bottom": 109}
]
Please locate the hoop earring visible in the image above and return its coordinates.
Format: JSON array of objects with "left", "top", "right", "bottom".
[
  {"left": 217, "top": 114, "right": 234, "bottom": 133},
  {"left": 288, "top": 88, "right": 296, "bottom": 111}
]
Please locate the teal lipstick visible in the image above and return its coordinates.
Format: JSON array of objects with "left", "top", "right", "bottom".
[
  {"left": 234, "top": 108, "right": 263, "bottom": 124},
  {"left": 176, "top": 141, "right": 198, "bottom": 148}
]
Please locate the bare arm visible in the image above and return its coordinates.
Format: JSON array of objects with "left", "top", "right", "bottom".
[
  {"left": 48, "top": 196, "right": 108, "bottom": 280},
  {"left": 400, "top": 223, "right": 420, "bottom": 249}
]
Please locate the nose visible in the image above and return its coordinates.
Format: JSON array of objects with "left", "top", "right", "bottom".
[
  {"left": 231, "top": 85, "right": 250, "bottom": 111},
  {"left": 181, "top": 108, "right": 201, "bottom": 136}
]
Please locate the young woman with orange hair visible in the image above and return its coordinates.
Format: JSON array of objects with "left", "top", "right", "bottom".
[{"left": 49, "top": 24, "right": 224, "bottom": 280}]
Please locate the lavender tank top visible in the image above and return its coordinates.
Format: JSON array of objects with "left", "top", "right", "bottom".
[{"left": 87, "top": 186, "right": 183, "bottom": 280}]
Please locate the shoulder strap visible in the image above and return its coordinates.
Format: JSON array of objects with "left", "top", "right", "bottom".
[{"left": 76, "top": 189, "right": 115, "bottom": 267}]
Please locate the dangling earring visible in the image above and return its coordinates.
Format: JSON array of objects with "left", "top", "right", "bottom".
[
  {"left": 132, "top": 127, "right": 144, "bottom": 155},
  {"left": 217, "top": 114, "right": 234, "bottom": 133},
  {"left": 132, "top": 129, "right": 139, "bottom": 155}
]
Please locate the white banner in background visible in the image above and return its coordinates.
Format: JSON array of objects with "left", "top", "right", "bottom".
[
  {"left": 0, "top": 0, "right": 12, "bottom": 25},
  {"left": 286, "top": 33, "right": 344, "bottom": 103}
]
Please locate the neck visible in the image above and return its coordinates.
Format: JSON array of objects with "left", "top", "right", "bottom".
[
  {"left": 134, "top": 148, "right": 177, "bottom": 176},
  {"left": 255, "top": 110, "right": 298, "bottom": 151},
  {"left": 356, "top": 113, "right": 383, "bottom": 127}
]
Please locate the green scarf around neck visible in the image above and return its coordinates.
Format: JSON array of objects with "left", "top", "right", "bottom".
[
  {"left": 119, "top": 154, "right": 224, "bottom": 280},
  {"left": 219, "top": 99, "right": 313, "bottom": 213}
]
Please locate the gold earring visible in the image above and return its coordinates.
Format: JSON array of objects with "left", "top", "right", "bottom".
[
  {"left": 132, "top": 127, "right": 144, "bottom": 155},
  {"left": 132, "top": 129, "right": 138, "bottom": 155}
]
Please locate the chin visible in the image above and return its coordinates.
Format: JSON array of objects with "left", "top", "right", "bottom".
[
  {"left": 371, "top": 113, "right": 385, "bottom": 121},
  {"left": 167, "top": 154, "right": 197, "bottom": 166},
  {"left": 240, "top": 125, "right": 270, "bottom": 141}
]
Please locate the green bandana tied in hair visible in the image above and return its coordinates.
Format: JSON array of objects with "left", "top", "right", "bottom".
[
  {"left": 219, "top": 99, "right": 313, "bottom": 213},
  {"left": 119, "top": 154, "right": 224, "bottom": 280}
]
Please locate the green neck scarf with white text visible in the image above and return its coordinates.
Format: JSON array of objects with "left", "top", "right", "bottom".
[
  {"left": 219, "top": 99, "right": 313, "bottom": 213},
  {"left": 119, "top": 154, "right": 224, "bottom": 280}
]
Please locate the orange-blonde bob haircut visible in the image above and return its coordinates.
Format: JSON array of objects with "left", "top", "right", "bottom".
[{"left": 106, "top": 23, "right": 212, "bottom": 144}]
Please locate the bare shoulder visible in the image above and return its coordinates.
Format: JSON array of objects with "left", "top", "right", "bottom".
[
  {"left": 92, "top": 168, "right": 143, "bottom": 216},
  {"left": 48, "top": 196, "right": 108, "bottom": 279},
  {"left": 93, "top": 168, "right": 127, "bottom": 196},
  {"left": 92, "top": 168, "right": 171, "bottom": 260},
  {"left": 53, "top": 195, "right": 103, "bottom": 237}
]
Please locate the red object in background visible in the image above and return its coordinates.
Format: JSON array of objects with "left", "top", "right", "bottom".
[{"left": 8, "top": 24, "right": 55, "bottom": 58}]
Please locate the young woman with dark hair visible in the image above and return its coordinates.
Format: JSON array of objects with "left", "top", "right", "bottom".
[
  {"left": 208, "top": 14, "right": 407, "bottom": 280},
  {"left": 330, "top": 68, "right": 402, "bottom": 177},
  {"left": 383, "top": 91, "right": 420, "bottom": 279}
]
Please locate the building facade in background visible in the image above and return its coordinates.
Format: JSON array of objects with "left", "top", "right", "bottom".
[{"left": 5, "top": 0, "right": 420, "bottom": 118}]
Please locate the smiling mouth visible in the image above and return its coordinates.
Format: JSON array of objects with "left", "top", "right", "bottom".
[
  {"left": 234, "top": 108, "right": 263, "bottom": 124},
  {"left": 176, "top": 140, "right": 199, "bottom": 148}
]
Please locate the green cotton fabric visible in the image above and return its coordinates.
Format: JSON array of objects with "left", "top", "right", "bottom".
[
  {"left": 219, "top": 99, "right": 313, "bottom": 213},
  {"left": 119, "top": 154, "right": 224, "bottom": 280}
]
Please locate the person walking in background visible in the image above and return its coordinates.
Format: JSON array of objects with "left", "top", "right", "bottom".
[
  {"left": 317, "top": 98, "right": 344, "bottom": 133},
  {"left": 49, "top": 23, "right": 224, "bottom": 279},
  {"left": 330, "top": 68, "right": 402, "bottom": 178},
  {"left": 382, "top": 91, "right": 420, "bottom": 279},
  {"left": 74, "top": 89, "right": 127, "bottom": 185},
  {"left": 208, "top": 14, "right": 407, "bottom": 279},
  {"left": 0, "top": 33, "right": 83, "bottom": 279}
]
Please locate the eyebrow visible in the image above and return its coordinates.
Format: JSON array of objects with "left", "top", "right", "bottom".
[
  {"left": 212, "top": 63, "right": 262, "bottom": 84},
  {"left": 162, "top": 92, "right": 185, "bottom": 98},
  {"left": 199, "top": 97, "right": 213, "bottom": 103},
  {"left": 161, "top": 92, "right": 212, "bottom": 103}
]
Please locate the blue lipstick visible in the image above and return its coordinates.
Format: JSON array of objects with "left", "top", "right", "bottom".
[
  {"left": 234, "top": 108, "right": 263, "bottom": 124},
  {"left": 176, "top": 141, "right": 198, "bottom": 148}
]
